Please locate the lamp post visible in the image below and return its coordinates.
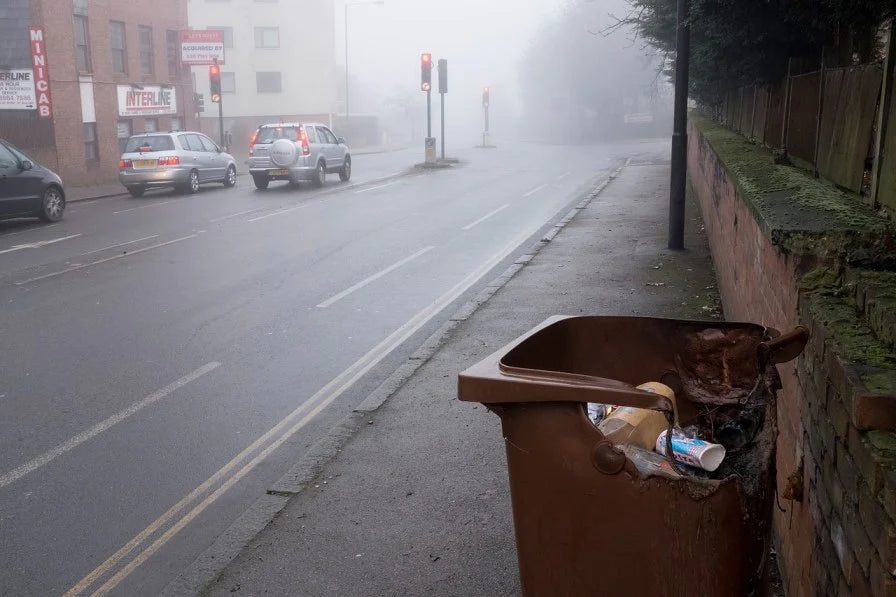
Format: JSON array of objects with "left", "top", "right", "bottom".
[
  {"left": 668, "top": 0, "right": 690, "bottom": 250},
  {"left": 345, "top": 0, "right": 384, "bottom": 119}
]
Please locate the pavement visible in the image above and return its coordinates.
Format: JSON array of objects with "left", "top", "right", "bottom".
[
  {"left": 0, "top": 140, "right": 667, "bottom": 596},
  {"left": 183, "top": 150, "right": 723, "bottom": 596}
]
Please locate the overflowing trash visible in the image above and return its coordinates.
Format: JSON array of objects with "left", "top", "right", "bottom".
[{"left": 588, "top": 380, "right": 743, "bottom": 478}]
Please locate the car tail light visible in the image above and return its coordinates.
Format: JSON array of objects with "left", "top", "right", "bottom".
[
  {"left": 300, "top": 130, "right": 310, "bottom": 156},
  {"left": 158, "top": 156, "right": 180, "bottom": 166},
  {"left": 119, "top": 159, "right": 132, "bottom": 169},
  {"left": 249, "top": 131, "right": 258, "bottom": 157}
]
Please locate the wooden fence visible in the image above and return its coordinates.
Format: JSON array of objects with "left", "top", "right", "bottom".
[{"left": 718, "top": 62, "right": 891, "bottom": 202}]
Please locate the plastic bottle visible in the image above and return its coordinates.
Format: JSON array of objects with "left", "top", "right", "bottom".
[{"left": 596, "top": 382, "right": 677, "bottom": 451}]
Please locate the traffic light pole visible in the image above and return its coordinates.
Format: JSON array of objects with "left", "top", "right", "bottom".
[
  {"left": 440, "top": 92, "right": 445, "bottom": 160},
  {"left": 426, "top": 90, "right": 432, "bottom": 138},
  {"left": 218, "top": 98, "right": 224, "bottom": 150}
]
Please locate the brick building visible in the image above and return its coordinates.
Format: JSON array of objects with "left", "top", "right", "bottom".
[{"left": 0, "top": 0, "right": 195, "bottom": 188}]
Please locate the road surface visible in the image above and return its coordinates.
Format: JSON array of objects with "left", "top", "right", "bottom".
[{"left": 0, "top": 140, "right": 651, "bottom": 595}]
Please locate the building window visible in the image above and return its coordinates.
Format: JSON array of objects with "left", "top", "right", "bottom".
[
  {"left": 166, "top": 30, "right": 180, "bottom": 77},
  {"left": 117, "top": 120, "right": 132, "bottom": 153},
  {"left": 73, "top": 15, "right": 91, "bottom": 72},
  {"left": 171, "top": 116, "right": 183, "bottom": 132},
  {"left": 254, "top": 27, "right": 279, "bottom": 48},
  {"left": 256, "top": 71, "right": 281, "bottom": 93},
  {"left": 207, "top": 26, "right": 233, "bottom": 49},
  {"left": 144, "top": 118, "right": 158, "bottom": 133},
  {"left": 83, "top": 123, "right": 98, "bottom": 161},
  {"left": 110, "top": 21, "right": 127, "bottom": 74},
  {"left": 139, "top": 26, "right": 154, "bottom": 75},
  {"left": 221, "top": 72, "right": 236, "bottom": 93}
]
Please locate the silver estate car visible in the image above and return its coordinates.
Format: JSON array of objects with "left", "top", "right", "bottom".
[
  {"left": 118, "top": 132, "right": 238, "bottom": 197},
  {"left": 247, "top": 123, "right": 351, "bottom": 190}
]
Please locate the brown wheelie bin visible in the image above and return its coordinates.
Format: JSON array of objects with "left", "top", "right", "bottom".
[{"left": 458, "top": 316, "right": 807, "bottom": 597}]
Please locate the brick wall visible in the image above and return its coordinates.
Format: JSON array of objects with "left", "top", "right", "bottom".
[
  {"left": 689, "top": 120, "right": 896, "bottom": 597},
  {"left": 25, "top": 0, "right": 193, "bottom": 187}
]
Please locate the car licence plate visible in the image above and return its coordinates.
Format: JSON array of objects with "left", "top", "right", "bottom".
[
  {"left": 134, "top": 159, "right": 157, "bottom": 167},
  {"left": 269, "top": 169, "right": 289, "bottom": 176}
]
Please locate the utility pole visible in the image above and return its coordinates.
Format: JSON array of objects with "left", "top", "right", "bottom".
[
  {"left": 482, "top": 87, "right": 490, "bottom": 147},
  {"left": 438, "top": 58, "right": 447, "bottom": 160},
  {"left": 668, "top": 0, "right": 690, "bottom": 250}
]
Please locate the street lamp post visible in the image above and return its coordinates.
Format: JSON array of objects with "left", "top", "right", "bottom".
[
  {"left": 668, "top": 0, "right": 690, "bottom": 250},
  {"left": 345, "top": 0, "right": 384, "bottom": 119}
]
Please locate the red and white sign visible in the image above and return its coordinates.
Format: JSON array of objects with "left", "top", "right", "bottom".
[
  {"left": 180, "top": 30, "right": 225, "bottom": 66},
  {"left": 117, "top": 85, "right": 177, "bottom": 117},
  {"left": 29, "top": 27, "right": 52, "bottom": 118}
]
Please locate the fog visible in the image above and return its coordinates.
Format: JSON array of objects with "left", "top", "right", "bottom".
[{"left": 339, "top": 0, "right": 672, "bottom": 148}]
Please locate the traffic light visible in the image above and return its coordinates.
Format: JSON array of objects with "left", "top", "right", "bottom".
[
  {"left": 438, "top": 59, "right": 447, "bottom": 94},
  {"left": 209, "top": 64, "right": 221, "bottom": 103},
  {"left": 482, "top": 87, "right": 490, "bottom": 107},
  {"left": 421, "top": 53, "right": 432, "bottom": 92},
  {"left": 194, "top": 92, "right": 205, "bottom": 113}
]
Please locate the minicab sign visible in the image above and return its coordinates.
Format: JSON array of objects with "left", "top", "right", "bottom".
[
  {"left": 180, "top": 30, "right": 225, "bottom": 66},
  {"left": 0, "top": 69, "right": 37, "bottom": 110},
  {"left": 117, "top": 85, "right": 177, "bottom": 117}
]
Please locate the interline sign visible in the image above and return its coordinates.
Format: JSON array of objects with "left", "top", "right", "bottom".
[{"left": 117, "top": 85, "right": 177, "bottom": 117}]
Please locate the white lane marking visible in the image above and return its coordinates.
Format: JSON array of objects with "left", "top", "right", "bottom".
[
  {"left": 522, "top": 183, "right": 549, "bottom": 198},
  {"left": 209, "top": 208, "right": 267, "bottom": 223},
  {"left": 0, "top": 223, "right": 59, "bottom": 238},
  {"left": 113, "top": 200, "right": 176, "bottom": 215},
  {"left": 247, "top": 204, "right": 308, "bottom": 223},
  {"left": 556, "top": 171, "right": 572, "bottom": 181},
  {"left": 354, "top": 181, "right": 399, "bottom": 194},
  {"left": 316, "top": 246, "right": 435, "bottom": 308},
  {"left": 0, "top": 363, "right": 221, "bottom": 490},
  {"left": 69, "top": 222, "right": 546, "bottom": 597},
  {"left": 462, "top": 204, "right": 510, "bottom": 231},
  {"left": 0, "top": 234, "right": 82, "bottom": 255},
  {"left": 16, "top": 235, "right": 197, "bottom": 285},
  {"left": 80, "top": 235, "right": 159, "bottom": 257}
]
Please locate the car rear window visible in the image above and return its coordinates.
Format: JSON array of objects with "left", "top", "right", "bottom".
[
  {"left": 124, "top": 135, "right": 175, "bottom": 153},
  {"left": 256, "top": 126, "right": 300, "bottom": 144}
]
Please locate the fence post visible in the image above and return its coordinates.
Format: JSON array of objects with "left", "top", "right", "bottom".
[
  {"left": 762, "top": 86, "right": 771, "bottom": 145},
  {"left": 813, "top": 48, "right": 827, "bottom": 178},
  {"left": 781, "top": 58, "right": 793, "bottom": 152},
  {"left": 871, "top": 24, "right": 895, "bottom": 207},
  {"left": 750, "top": 86, "right": 758, "bottom": 139}
]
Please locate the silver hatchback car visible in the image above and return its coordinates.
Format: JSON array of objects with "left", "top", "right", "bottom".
[
  {"left": 247, "top": 123, "right": 351, "bottom": 190},
  {"left": 118, "top": 132, "right": 238, "bottom": 197}
]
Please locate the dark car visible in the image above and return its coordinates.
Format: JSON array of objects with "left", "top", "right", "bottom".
[{"left": 0, "top": 139, "right": 65, "bottom": 222}]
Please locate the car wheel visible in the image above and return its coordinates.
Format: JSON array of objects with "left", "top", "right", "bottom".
[
  {"left": 339, "top": 157, "right": 351, "bottom": 182},
  {"left": 38, "top": 186, "right": 65, "bottom": 222},
  {"left": 223, "top": 165, "right": 237, "bottom": 188},
  {"left": 186, "top": 170, "right": 200, "bottom": 194},
  {"left": 312, "top": 161, "right": 326, "bottom": 188},
  {"left": 127, "top": 185, "right": 145, "bottom": 198},
  {"left": 253, "top": 175, "right": 269, "bottom": 190}
]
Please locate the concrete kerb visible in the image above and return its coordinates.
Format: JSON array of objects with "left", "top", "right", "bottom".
[{"left": 161, "top": 159, "right": 629, "bottom": 597}]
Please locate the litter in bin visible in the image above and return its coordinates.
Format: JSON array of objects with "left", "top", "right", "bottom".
[
  {"left": 656, "top": 428, "right": 726, "bottom": 472},
  {"left": 593, "top": 382, "right": 677, "bottom": 450}
]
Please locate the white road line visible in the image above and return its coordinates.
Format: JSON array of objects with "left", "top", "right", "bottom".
[
  {"left": 68, "top": 220, "right": 547, "bottom": 597},
  {"left": 522, "top": 183, "right": 549, "bottom": 198},
  {"left": 354, "top": 181, "right": 399, "bottom": 194},
  {"left": 247, "top": 204, "right": 308, "bottom": 223},
  {"left": 80, "top": 235, "right": 159, "bottom": 256},
  {"left": 317, "top": 246, "right": 435, "bottom": 308},
  {"left": 209, "top": 208, "right": 267, "bottom": 223},
  {"left": 16, "top": 234, "right": 197, "bottom": 285},
  {"left": 0, "top": 233, "right": 82, "bottom": 255},
  {"left": 556, "top": 171, "right": 572, "bottom": 181},
  {"left": 0, "top": 363, "right": 221, "bottom": 490},
  {"left": 462, "top": 204, "right": 510, "bottom": 231},
  {"left": 113, "top": 200, "right": 176, "bottom": 215},
  {"left": 0, "top": 223, "right": 59, "bottom": 238}
]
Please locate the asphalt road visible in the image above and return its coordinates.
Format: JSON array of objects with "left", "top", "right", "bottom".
[{"left": 0, "top": 140, "right": 642, "bottom": 596}]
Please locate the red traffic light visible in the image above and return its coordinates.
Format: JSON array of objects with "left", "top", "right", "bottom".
[
  {"left": 422, "top": 53, "right": 431, "bottom": 63},
  {"left": 210, "top": 65, "right": 220, "bottom": 76}
]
